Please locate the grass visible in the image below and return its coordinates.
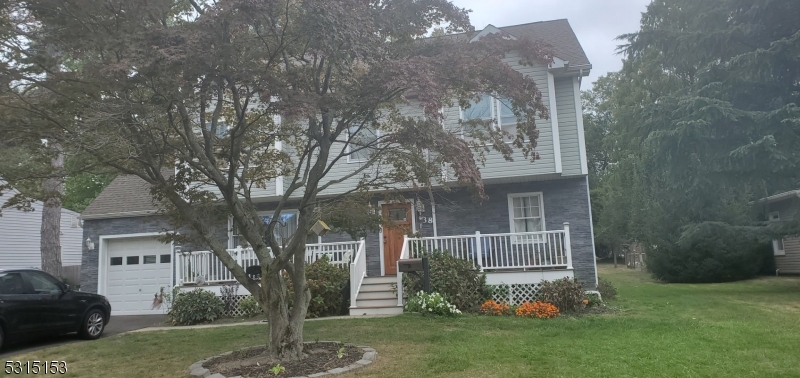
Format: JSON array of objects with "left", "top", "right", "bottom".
[{"left": 12, "top": 265, "right": 800, "bottom": 377}]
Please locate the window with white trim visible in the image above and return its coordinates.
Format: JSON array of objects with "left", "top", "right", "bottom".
[
  {"left": 229, "top": 211, "right": 299, "bottom": 248},
  {"left": 346, "top": 126, "right": 379, "bottom": 163},
  {"left": 461, "top": 94, "right": 519, "bottom": 138},
  {"left": 507, "top": 193, "right": 545, "bottom": 233},
  {"left": 769, "top": 212, "right": 786, "bottom": 256}
]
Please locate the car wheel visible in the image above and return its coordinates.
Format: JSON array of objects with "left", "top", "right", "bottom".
[{"left": 79, "top": 309, "right": 105, "bottom": 340}]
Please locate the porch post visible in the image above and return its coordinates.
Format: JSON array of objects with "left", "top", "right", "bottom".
[
  {"left": 474, "top": 231, "right": 483, "bottom": 270},
  {"left": 563, "top": 222, "right": 573, "bottom": 270},
  {"left": 235, "top": 246, "right": 243, "bottom": 267}
]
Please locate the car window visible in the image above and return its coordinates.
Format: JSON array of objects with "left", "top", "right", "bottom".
[
  {"left": 0, "top": 273, "right": 28, "bottom": 295},
  {"left": 24, "top": 271, "right": 62, "bottom": 294}
]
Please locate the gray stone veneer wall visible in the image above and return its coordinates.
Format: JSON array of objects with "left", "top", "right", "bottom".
[
  {"left": 318, "top": 177, "right": 597, "bottom": 288},
  {"left": 81, "top": 177, "right": 597, "bottom": 292},
  {"left": 80, "top": 216, "right": 173, "bottom": 293},
  {"left": 80, "top": 215, "right": 228, "bottom": 294},
  {"left": 430, "top": 177, "right": 597, "bottom": 288}
]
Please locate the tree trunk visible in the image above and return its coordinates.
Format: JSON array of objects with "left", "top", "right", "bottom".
[
  {"left": 262, "top": 269, "right": 308, "bottom": 361},
  {"left": 40, "top": 145, "right": 64, "bottom": 278},
  {"left": 613, "top": 244, "right": 618, "bottom": 268}
]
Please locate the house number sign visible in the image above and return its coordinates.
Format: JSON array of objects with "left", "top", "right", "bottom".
[{"left": 419, "top": 216, "right": 434, "bottom": 224}]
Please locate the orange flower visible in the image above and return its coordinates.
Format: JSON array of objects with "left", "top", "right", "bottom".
[
  {"left": 515, "top": 301, "right": 560, "bottom": 318},
  {"left": 480, "top": 300, "right": 510, "bottom": 316},
  {"left": 583, "top": 299, "right": 589, "bottom": 305}
]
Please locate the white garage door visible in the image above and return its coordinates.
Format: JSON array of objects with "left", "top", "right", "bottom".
[{"left": 106, "top": 237, "right": 172, "bottom": 315}]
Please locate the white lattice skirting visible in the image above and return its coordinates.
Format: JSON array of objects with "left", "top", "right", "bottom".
[
  {"left": 220, "top": 294, "right": 262, "bottom": 317},
  {"left": 489, "top": 283, "right": 544, "bottom": 305}
]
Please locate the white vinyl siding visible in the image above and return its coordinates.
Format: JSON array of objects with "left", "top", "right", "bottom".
[
  {"left": 258, "top": 56, "right": 586, "bottom": 199},
  {"left": 770, "top": 200, "right": 800, "bottom": 273},
  {"left": 769, "top": 212, "right": 786, "bottom": 256},
  {"left": 0, "top": 184, "right": 83, "bottom": 269}
]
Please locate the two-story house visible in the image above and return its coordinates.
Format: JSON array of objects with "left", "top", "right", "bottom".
[{"left": 80, "top": 19, "right": 597, "bottom": 316}]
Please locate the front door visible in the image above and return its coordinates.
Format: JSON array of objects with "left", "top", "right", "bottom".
[{"left": 382, "top": 202, "right": 412, "bottom": 275}]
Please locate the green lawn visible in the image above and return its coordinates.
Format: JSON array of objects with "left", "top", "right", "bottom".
[{"left": 13, "top": 265, "right": 800, "bottom": 377}]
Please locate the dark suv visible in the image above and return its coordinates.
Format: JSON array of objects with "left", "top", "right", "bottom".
[{"left": 0, "top": 269, "right": 111, "bottom": 348}]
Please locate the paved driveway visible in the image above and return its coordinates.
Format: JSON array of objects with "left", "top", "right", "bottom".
[{"left": 0, "top": 314, "right": 167, "bottom": 359}]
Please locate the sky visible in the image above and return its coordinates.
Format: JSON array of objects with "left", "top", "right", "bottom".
[{"left": 450, "top": 0, "right": 652, "bottom": 90}]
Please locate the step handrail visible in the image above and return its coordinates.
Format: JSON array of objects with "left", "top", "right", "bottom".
[
  {"left": 349, "top": 238, "right": 367, "bottom": 308},
  {"left": 396, "top": 234, "right": 409, "bottom": 307}
]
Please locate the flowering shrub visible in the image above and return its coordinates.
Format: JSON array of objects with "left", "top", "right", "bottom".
[
  {"left": 405, "top": 291, "right": 462, "bottom": 316},
  {"left": 515, "top": 301, "right": 560, "bottom": 318},
  {"left": 480, "top": 299, "right": 510, "bottom": 316},
  {"left": 403, "top": 251, "right": 489, "bottom": 313}
]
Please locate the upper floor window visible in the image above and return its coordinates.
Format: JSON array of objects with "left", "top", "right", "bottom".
[
  {"left": 347, "top": 126, "right": 379, "bottom": 163},
  {"left": 461, "top": 95, "right": 519, "bottom": 135},
  {"left": 229, "top": 211, "right": 299, "bottom": 248}
]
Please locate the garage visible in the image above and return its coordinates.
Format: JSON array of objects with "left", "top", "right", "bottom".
[{"left": 105, "top": 236, "right": 172, "bottom": 315}]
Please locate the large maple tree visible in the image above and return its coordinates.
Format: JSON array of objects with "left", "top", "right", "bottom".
[{"left": 0, "top": 0, "right": 553, "bottom": 359}]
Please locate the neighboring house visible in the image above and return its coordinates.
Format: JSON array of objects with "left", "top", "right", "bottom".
[
  {"left": 80, "top": 19, "right": 598, "bottom": 316},
  {"left": 763, "top": 189, "right": 800, "bottom": 274},
  {"left": 0, "top": 180, "right": 83, "bottom": 282}
]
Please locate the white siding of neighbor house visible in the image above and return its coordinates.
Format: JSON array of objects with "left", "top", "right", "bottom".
[
  {"left": 771, "top": 198, "right": 800, "bottom": 274},
  {"left": 0, "top": 186, "right": 83, "bottom": 268}
]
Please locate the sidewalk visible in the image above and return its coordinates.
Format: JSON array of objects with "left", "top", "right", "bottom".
[{"left": 127, "top": 314, "right": 398, "bottom": 333}]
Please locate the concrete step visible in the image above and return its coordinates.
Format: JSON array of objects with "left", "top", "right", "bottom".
[
  {"left": 356, "top": 298, "right": 398, "bottom": 307},
  {"left": 349, "top": 305, "right": 404, "bottom": 316},
  {"left": 359, "top": 283, "right": 395, "bottom": 293},
  {"left": 357, "top": 291, "right": 397, "bottom": 300},
  {"left": 362, "top": 275, "right": 397, "bottom": 284}
]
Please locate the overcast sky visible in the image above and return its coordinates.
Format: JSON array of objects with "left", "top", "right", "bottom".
[{"left": 450, "top": 0, "right": 652, "bottom": 90}]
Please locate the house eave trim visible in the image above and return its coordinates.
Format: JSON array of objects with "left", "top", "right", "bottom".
[{"left": 80, "top": 210, "right": 155, "bottom": 220}]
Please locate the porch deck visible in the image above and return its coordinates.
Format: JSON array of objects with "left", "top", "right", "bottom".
[{"left": 176, "top": 224, "right": 575, "bottom": 314}]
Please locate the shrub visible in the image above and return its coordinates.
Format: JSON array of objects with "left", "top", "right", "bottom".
[
  {"left": 168, "top": 289, "right": 225, "bottom": 325},
  {"left": 285, "top": 256, "right": 350, "bottom": 318},
  {"left": 403, "top": 251, "right": 490, "bottom": 313},
  {"left": 480, "top": 299, "right": 510, "bottom": 316},
  {"left": 238, "top": 296, "right": 262, "bottom": 317},
  {"left": 597, "top": 278, "right": 617, "bottom": 300},
  {"left": 585, "top": 293, "right": 602, "bottom": 307},
  {"left": 648, "top": 222, "right": 772, "bottom": 283},
  {"left": 405, "top": 291, "right": 462, "bottom": 316},
  {"left": 515, "top": 301, "right": 560, "bottom": 318},
  {"left": 539, "top": 277, "right": 584, "bottom": 313}
]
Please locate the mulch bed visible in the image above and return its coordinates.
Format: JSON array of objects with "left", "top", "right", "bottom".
[{"left": 204, "top": 342, "right": 363, "bottom": 377}]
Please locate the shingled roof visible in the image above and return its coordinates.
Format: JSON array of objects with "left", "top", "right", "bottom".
[
  {"left": 446, "top": 19, "right": 591, "bottom": 69},
  {"left": 81, "top": 170, "right": 171, "bottom": 220},
  {"left": 500, "top": 19, "right": 591, "bottom": 68}
]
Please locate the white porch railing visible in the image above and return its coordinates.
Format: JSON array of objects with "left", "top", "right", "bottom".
[
  {"left": 405, "top": 222, "right": 573, "bottom": 271},
  {"left": 305, "top": 240, "right": 361, "bottom": 266},
  {"left": 396, "top": 235, "right": 410, "bottom": 307},
  {"left": 396, "top": 223, "right": 573, "bottom": 306},
  {"left": 177, "top": 241, "right": 360, "bottom": 285},
  {"left": 349, "top": 239, "right": 367, "bottom": 308}
]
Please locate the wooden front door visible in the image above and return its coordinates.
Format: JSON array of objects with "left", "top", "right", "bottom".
[{"left": 382, "top": 202, "right": 412, "bottom": 275}]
